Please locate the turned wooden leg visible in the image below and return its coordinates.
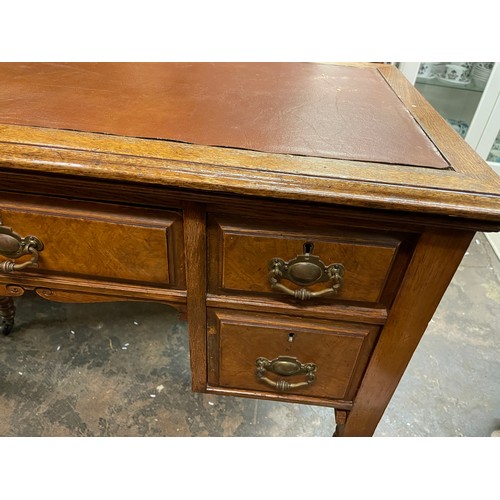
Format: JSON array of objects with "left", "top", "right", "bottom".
[{"left": 0, "top": 296, "right": 15, "bottom": 336}]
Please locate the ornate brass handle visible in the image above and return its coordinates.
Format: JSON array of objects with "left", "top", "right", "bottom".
[
  {"left": 256, "top": 356, "right": 317, "bottom": 392},
  {"left": 0, "top": 225, "right": 44, "bottom": 274},
  {"left": 268, "top": 242, "right": 344, "bottom": 301}
]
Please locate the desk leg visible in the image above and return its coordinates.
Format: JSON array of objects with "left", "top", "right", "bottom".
[
  {"left": 333, "top": 410, "right": 348, "bottom": 437},
  {"left": 0, "top": 296, "right": 15, "bottom": 335},
  {"left": 334, "top": 229, "right": 474, "bottom": 437}
]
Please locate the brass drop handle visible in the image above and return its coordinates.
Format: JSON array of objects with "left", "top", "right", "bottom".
[
  {"left": 268, "top": 242, "right": 344, "bottom": 301},
  {"left": 0, "top": 225, "right": 44, "bottom": 274},
  {"left": 256, "top": 356, "right": 317, "bottom": 392}
]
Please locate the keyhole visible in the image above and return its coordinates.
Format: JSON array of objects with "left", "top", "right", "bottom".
[
  {"left": 303, "top": 242, "right": 314, "bottom": 254},
  {"left": 288, "top": 333, "right": 295, "bottom": 343}
]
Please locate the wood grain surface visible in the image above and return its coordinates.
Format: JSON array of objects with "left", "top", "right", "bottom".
[
  {"left": 0, "top": 124, "right": 498, "bottom": 225},
  {"left": 208, "top": 309, "right": 379, "bottom": 402},
  {"left": 0, "top": 193, "right": 184, "bottom": 286},
  {"left": 208, "top": 213, "right": 402, "bottom": 304}
]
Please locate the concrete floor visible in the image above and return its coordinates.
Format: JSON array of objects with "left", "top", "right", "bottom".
[{"left": 0, "top": 233, "right": 499, "bottom": 437}]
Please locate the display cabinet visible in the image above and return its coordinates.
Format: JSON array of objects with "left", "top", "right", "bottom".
[{"left": 398, "top": 62, "right": 500, "bottom": 255}]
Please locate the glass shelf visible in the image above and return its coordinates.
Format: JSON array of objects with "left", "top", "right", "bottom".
[{"left": 416, "top": 77, "right": 487, "bottom": 93}]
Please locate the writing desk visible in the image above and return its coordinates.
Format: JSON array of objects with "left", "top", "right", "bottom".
[{"left": 0, "top": 63, "right": 499, "bottom": 436}]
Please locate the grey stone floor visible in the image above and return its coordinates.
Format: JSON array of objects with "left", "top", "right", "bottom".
[{"left": 0, "top": 233, "right": 498, "bottom": 437}]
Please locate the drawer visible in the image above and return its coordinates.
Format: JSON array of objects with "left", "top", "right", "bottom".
[
  {"left": 208, "top": 309, "right": 379, "bottom": 402},
  {"left": 208, "top": 213, "right": 413, "bottom": 305},
  {"left": 0, "top": 195, "right": 184, "bottom": 287}
]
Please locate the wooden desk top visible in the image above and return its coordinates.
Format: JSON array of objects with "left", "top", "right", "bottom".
[{"left": 0, "top": 63, "right": 498, "bottom": 227}]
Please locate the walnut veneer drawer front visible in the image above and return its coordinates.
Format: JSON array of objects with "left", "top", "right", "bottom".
[
  {"left": 208, "top": 309, "right": 379, "bottom": 402},
  {"left": 0, "top": 196, "right": 184, "bottom": 287},
  {"left": 208, "top": 214, "right": 411, "bottom": 305}
]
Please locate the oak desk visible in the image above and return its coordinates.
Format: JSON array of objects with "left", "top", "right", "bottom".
[{"left": 0, "top": 63, "right": 499, "bottom": 436}]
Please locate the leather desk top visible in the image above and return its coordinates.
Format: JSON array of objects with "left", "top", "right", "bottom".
[{"left": 0, "top": 62, "right": 448, "bottom": 169}]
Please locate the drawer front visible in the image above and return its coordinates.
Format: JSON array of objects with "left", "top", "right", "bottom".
[
  {"left": 0, "top": 197, "right": 184, "bottom": 287},
  {"left": 208, "top": 309, "right": 378, "bottom": 401},
  {"left": 208, "top": 214, "right": 407, "bottom": 305}
]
